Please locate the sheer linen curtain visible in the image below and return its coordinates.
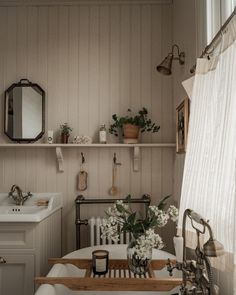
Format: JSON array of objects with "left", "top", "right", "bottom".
[{"left": 179, "top": 16, "right": 236, "bottom": 294}]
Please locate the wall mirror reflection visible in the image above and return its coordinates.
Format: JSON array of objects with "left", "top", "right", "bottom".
[{"left": 4, "top": 79, "right": 45, "bottom": 142}]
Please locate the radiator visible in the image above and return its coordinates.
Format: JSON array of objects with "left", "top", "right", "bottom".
[
  {"left": 89, "top": 217, "right": 131, "bottom": 246},
  {"left": 75, "top": 195, "right": 151, "bottom": 249}
]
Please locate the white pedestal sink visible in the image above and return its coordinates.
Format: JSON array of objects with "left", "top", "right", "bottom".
[{"left": 0, "top": 192, "right": 62, "bottom": 222}]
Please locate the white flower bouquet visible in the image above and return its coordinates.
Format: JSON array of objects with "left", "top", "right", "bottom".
[{"left": 101, "top": 195, "right": 178, "bottom": 261}]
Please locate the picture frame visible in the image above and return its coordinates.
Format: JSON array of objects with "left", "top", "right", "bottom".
[{"left": 176, "top": 97, "right": 189, "bottom": 153}]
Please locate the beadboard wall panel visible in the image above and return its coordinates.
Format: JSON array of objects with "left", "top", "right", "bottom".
[{"left": 0, "top": 3, "right": 174, "bottom": 254}]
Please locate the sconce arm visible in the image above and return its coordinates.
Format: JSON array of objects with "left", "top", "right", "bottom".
[
  {"left": 172, "top": 44, "right": 181, "bottom": 55},
  {"left": 171, "top": 44, "right": 185, "bottom": 65}
]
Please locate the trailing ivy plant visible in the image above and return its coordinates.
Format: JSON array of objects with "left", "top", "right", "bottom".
[{"left": 109, "top": 108, "right": 160, "bottom": 136}]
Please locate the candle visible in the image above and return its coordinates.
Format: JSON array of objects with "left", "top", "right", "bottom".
[{"left": 92, "top": 250, "right": 109, "bottom": 275}]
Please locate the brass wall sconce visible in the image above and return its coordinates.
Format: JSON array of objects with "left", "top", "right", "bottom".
[{"left": 156, "top": 44, "right": 185, "bottom": 75}]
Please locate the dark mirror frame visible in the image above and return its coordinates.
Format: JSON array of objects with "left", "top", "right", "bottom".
[{"left": 4, "top": 79, "right": 45, "bottom": 143}]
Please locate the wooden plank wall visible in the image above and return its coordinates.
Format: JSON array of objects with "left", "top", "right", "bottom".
[{"left": 0, "top": 2, "right": 175, "bottom": 254}]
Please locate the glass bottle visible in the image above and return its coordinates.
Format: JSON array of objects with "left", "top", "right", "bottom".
[{"left": 99, "top": 124, "right": 107, "bottom": 144}]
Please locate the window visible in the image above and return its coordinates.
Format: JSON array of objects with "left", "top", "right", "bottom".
[{"left": 206, "top": 0, "right": 236, "bottom": 43}]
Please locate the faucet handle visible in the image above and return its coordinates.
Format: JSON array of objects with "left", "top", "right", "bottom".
[
  {"left": 166, "top": 258, "right": 182, "bottom": 276},
  {"left": 166, "top": 258, "right": 175, "bottom": 276}
]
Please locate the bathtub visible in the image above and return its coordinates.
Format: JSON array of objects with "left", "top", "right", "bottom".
[{"left": 35, "top": 244, "right": 181, "bottom": 295}]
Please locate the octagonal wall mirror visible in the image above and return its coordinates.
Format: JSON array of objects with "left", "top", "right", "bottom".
[{"left": 4, "top": 79, "right": 45, "bottom": 142}]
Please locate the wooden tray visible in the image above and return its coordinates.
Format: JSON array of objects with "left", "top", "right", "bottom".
[{"left": 35, "top": 258, "right": 182, "bottom": 292}]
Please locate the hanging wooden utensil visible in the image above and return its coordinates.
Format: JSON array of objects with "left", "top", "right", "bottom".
[
  {"left": 109, "top": 153, "right": 121, "bottom": 196},
  {"left": 109, "top": 164, "right": 118, "bottom": 196},
  {"left": 77, "top": 153, "right": 88, "bottom": 191}
]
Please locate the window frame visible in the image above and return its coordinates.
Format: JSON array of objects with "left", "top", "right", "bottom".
[{"left": 206, "top": 0, "right": 236, "bottom": 44}]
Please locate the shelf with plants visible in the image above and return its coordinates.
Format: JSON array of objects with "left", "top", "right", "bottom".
[{"left": 0, "top": 108, "right": 175, "bottom": 172}]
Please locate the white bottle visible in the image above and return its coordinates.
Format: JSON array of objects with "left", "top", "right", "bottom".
[
  {"left": 47, "top": 130, "right": 54, "bottom": 144},
  {"left": 99, "top": 124, "right": 107, "bottom": 144}
]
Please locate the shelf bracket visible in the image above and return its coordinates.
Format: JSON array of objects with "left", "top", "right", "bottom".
[
  {"left": 133, "top": 147, "right": 140, "bottom": 172},
  {"left": 56, "top": 147, "right": 64, "bottom": 172}
]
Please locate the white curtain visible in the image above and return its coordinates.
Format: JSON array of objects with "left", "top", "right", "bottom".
[{"left": 179, "top": 15, "right": 236, "bottom": 294}]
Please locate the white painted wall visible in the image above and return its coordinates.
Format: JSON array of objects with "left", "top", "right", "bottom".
[{"left": 0, "top": 1, "right": 176, "bottom": 254}]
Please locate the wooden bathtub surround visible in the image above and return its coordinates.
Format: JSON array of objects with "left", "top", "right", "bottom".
[{"left": 35, "top": 258, "right": 182, "bottom": 292}]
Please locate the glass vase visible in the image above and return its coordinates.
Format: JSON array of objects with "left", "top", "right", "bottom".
[{"left": 127, "top": 237, "right": 152, "bottom": 275}]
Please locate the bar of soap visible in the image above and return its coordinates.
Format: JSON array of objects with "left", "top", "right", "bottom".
[{"left": 36, "top": 199, "right": 49, "bottom": 206}]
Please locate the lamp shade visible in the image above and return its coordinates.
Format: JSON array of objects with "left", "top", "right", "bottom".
[{"left": 156, "top": 53, "right": 173, "bottom": 75}]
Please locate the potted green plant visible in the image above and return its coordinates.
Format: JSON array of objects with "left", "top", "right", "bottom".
[
  {"left": 109, "top": 108, "right": 160, "bottom": 143},
  {"left": 60, "top": 123, "right": 72, "bottom": 144}
]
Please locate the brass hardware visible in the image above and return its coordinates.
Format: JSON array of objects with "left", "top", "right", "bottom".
[
  {"left": 157, "top": 44, "right": 185, "bottom": 75},
  {"left": 167, "top": 209, "right": 224, "bottom": 295},
  {"left": 0, "top": 257, "right": 6, "bottom": 264},
  {"left": 113, "top": 153, "right": 121, "bottom": 166},
  {"left": 8, "top": 184, "right": 32, "bottom": 205},
  {"left": 75, "top": 219, "right": 88, "bottom": 226},
  {"left": 190, "top": 7, "right": 236, "bottom": 73},
  {"left": 81, "top": 152, "right": 85, "bottom": 165}
]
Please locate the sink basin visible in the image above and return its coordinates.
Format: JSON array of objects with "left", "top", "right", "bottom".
[{"left": 0, "top": 193, "right": 62, "bottom": 222}]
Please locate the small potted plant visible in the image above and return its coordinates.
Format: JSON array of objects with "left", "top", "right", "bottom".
[
  {"left": 60, "top": 123, "right": 72, "bottom": 144},
  {"left": 109, "top": 108, "right": 160, "bottom": 143}
]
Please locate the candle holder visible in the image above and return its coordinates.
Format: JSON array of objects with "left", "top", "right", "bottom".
[{"left": 92, "top": 250, "right": 109, "bottom": 275}]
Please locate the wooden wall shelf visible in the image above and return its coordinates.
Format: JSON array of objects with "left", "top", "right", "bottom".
[
  {"left": 0, "top": 143, "right": 175, "bottom": 148},
  {"left": 0, "top": 143, "right": 176, "bottom": 172}
]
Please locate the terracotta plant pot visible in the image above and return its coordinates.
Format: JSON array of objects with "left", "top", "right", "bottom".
[
  {"left": 123, "top": 124, "right": 140, "bottom": 144},
  {"left": 61, "top": 133, "right": 69, "bottom": 144}
]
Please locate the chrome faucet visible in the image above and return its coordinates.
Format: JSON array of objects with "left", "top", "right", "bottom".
[{"left": 8, "top": 185, "right": 32, "bottom": 205}]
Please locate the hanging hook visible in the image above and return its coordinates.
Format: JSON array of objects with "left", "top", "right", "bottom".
[
  {"left": 113, "top": 153, "right": 116, "bottom": 164},
  {"left": 81, "top": 152, "right": 85, "bottom": 164},
  {"left": 171, "top": 44, "right": 180, "bottom": 56},
  {"left": 113, "top": 153, "right": 121, "bottom": 165}
]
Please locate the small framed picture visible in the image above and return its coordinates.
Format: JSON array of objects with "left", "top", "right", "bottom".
[{"left": 176, "top": 98, "right": 189, "bottom": 153}]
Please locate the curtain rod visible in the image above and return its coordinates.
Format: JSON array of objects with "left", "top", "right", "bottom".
[{"left": 190, "top": 6, "right": 236, "bottom": 74}]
